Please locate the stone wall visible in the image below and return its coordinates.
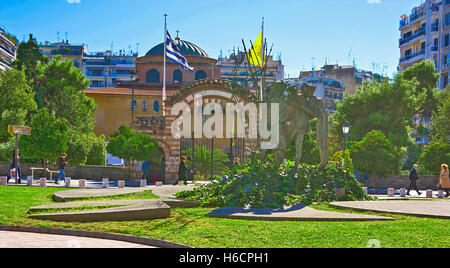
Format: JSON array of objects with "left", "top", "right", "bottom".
[
  {"left": 0, "top": 162, "right": 129, "bottom": 181},
  {"left": 364, "top": 174, "right": 439, "bottom": 190}
]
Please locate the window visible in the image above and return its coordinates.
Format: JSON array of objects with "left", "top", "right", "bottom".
[
  {"left": 173, "top": 70, "right": 183, "bottom": 84},
  {"left": 143, "top": 101, "right": 148, "bottom": 112},
  {"left": 154, "top": 101, "right": 160, "bottom": 113},
  {"left": 195, "top": 70, "right": 207, "bottom": 80},
  {"left": 146, "top": 69, "right": 160, "bottom": 83}
]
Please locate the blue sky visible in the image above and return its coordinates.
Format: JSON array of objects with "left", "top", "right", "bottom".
[{"left": 1, "top": 0, "right": 423, "bottom": 78}]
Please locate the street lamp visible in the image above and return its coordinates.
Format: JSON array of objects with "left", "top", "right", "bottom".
[{"left": 342, "top": 122, "right": 350, "bottom": 168}]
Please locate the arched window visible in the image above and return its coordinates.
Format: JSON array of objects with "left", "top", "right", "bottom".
[
  {"left": 154, "top": 101, "right": 160, "bottom": 113},
  {"left": 173, "top": 70, "right": 183, "bottom": 84},
  {"left": 195, "top": 70, "right": 207, "bottom": 80},
  {"left": 146, "top": 69, "right": 160, "bottom": 83}
]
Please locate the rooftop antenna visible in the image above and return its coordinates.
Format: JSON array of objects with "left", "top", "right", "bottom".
[
  {"left": 277, "top": 52, "right": 282, "bottom": 61},
  {"left": 57, "top": 32, "right": 60, "bottom": 43},
  {"left": 136, "top": 43, "right": 140, "bottom": 55},
  {"left": 311, "top": 57, "right": 316, "bottom": 71},
  {"left": 176, "top": 30, "right": 180, "bottom": 38},
  {"left": 348, "top": 42, "right": 354, "bottom": 65},
  {"left": 65, "top": 32, "right": 68, "bottom": 43}
]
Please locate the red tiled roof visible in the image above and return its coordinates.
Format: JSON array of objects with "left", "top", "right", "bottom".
[{"left": 85, "top": 87, "right": 178, "bottom": 97}]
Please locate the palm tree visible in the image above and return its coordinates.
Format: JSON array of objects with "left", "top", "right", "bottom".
[{"left": 182, "top": 145, "right": 230, "bottom": 180}]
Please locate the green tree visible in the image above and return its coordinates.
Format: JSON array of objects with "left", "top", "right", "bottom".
[
  {"left": 419, "top": 141, "right": 450, "bottom": 175},
  {"left": 19, "top": 108, "right": 68, "bottom": 172},
  {"left": 431, "top": 89, "right": 450, "bottom": 143},
  {"left": 351, "top": 130, "right": 396, "bottom": 193},
  {"left": 0, "top": 69, "right": 37, "bottom": 142},
  {"left": 400, "top": 60, "right": 440, "bottom": 121},
  {"left": 35, "top": 56, "right": 95, "bottom": 132},
  {"left": 86, "top": 134, "right": 106, "bottom": 166},
  {"left": 32, "top": 56, "right": 99, "bottom": 165},
  {"left": 107, "top": 125, "right": 158, "bottom": 181},
  {"left": 183, "top": 145, "right": 230, "bottom": 179},
  {"left": 330, "top": 61, "right": 439, "bottom": 169},
  {"left": 402, "top": 144, "right": 423, "bottom": 171},
  {"left": 12, "top": 34, "right": 49, "bottom": 87}
]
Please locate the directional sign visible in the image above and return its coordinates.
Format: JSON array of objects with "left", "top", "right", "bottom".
[{"left": 8, "top": 125, "right": 32, "bottom": 135}]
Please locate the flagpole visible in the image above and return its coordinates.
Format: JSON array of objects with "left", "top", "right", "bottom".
[
  {"left": 163, "top": 14, "right": 167, "bottom": 116},
  {"left": 261, "top": 17, "right": 265, "bottom": 101}
]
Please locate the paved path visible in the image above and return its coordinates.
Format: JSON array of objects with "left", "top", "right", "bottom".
[
  {"left": 147, "top": 185, "right": 195, "bottom": 198},
  {"left": 331, "top": 200, "right": 450, "bottom": 219},
  {"left": 207, "top": 203, "right": 394, "bottom": 222},
  {"left": 0, "top": 231, "right": 155, "bottom": 248},
  {"left": 53, "top": 188, "right": 146, "bottom": 202}
]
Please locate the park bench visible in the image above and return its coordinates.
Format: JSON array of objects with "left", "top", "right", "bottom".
[{"left": 31, "top": 167, "right": 60, "bottom": 181}]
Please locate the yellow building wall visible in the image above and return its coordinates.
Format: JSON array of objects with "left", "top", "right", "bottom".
[{"left": 86, "top": 93, "right": 164, "bottom": 139}]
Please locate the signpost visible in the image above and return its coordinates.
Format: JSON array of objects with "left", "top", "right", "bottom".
[{"left": 8, "top": 125, "right": 31, "bottom": 184}]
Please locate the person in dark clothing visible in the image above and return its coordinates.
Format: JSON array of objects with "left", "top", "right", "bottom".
[
  {"left": 176, "top": 156, "right": 191, "bottom": 185},
  {"left": 55, "top": 153, "right": 67, "bottom": 185},
  {"left": 6, "top": 149, "right": 21, "bottom": 184},
  {"left": 407, "top": 164, "right": 422, "bottom": 196},
  {"left": 141, "top": 161, "right": 150, "bottom": 180}
]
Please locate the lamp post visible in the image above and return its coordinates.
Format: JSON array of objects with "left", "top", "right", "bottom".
[
  {"left": 131, "top": 71, "right": 137, "bottom": 121},
  {"left": 342, "top": 122, "right": 350, "bottom": 168}
]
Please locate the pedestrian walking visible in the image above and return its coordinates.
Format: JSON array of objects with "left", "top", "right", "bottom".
[
  {"left": 6, "top": 149, "right": 21, "bottom": 184},
  {"left": 437, "top": 164, "right": 450, "bottom": 197},
  {"left": 55, "top": 153, "right": 67, "bottom": 185},
  {"left": 407, "top": 164, "right": 422, "bottom": 196}
]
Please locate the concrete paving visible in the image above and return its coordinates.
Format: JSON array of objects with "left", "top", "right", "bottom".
[
  {"left": 53, "top": 188, "right": 146, "bottom": 202},
  {"left": 28, "top": 199, "right": 200, "bottom": 222},
  {"left": 330, "top": 200, "right": 450, "bottom": 219},
  {"left": 147, "top": 185, "right": 195, "bottom": 198},
  {"left": 206, "top": 203, "right": 394, "bottom": 222},
  {"left": 29, "top": 201, "right": 171, "bottom": 222},
  {"left": 0, "top": 231, "right": 155, "bottom": 248}
]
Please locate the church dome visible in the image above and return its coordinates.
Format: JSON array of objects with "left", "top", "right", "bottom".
[{"left": 145, "top": 37, "right": 209, "bottom": 58}]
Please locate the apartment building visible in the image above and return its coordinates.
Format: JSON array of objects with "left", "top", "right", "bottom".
[
  {"left": 218, "top": 51, "right": 284, "bottom": 90},
  {"left": 82, "top": 50, "right": 137, "bottom": 88},
  {"left": 39, "top": 40, "right": 87, "bottom": 69},
  {"left": 0, "top": 27, "right": 17, "bottom": 71},
  {"left": 399, "top": 0, "right": 450, "bottom": 89}
]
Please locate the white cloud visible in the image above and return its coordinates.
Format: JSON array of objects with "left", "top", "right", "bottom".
[
  {"left": 67, "top": 0, "right": 81, "bottom": 4},
  {"left": 367, "top": 0, "right": 381, "bottom": 4}
]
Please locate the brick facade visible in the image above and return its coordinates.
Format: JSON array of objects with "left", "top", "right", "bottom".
[{"left": 132, "top": 79, "right": 258, "bottom": 184}]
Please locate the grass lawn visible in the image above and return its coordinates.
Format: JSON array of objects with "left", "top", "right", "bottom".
[{"left": 0, "top": 186, "right": 448, "bottom": 248}]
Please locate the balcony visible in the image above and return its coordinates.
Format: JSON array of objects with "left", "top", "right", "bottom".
[
  {"left": 400, "top": 9, "right": 426, "bottom": 29},
  {"left": 432, "top": 23, "right": 439, "bottom": 32},
  {"left": 400, "top": 49, "right": 425, "bottom": 63},
  {"left": 0, "top": 42, "right": 15, "bottom": 58},
  {"left": 399, "top": 28, "right": 425, "bottom": 46}
]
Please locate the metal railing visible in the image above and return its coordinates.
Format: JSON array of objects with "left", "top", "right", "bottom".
[
  {"left": 400, "top": 49, "right": 425, "bottom": 63},
  {"left": 399, "top": 28, "right": 426, "bottom": 46}
]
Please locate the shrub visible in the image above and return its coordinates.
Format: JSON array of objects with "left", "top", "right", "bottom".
[
  {"left": 419, "top": 141, "right": 450, "bottom": 175},
  {"left": 176, "top": 153, "right": 369, "bottom": 208}
]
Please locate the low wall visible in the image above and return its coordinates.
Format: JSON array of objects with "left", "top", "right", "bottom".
[
  {"left": 0, "top": 162, "right": 130, "bottom": 181},
  {"left": 364, "top": 174, "right": 439, "bottom": 190}
]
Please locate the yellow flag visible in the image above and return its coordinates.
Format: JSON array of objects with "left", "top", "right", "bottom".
[{"left": 249, "top": 31, "right": 263, "bottom": 66}]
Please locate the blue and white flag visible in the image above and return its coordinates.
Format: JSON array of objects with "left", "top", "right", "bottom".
[{"left": 165, "top": 31, "right": 194, "bottom": 73}]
